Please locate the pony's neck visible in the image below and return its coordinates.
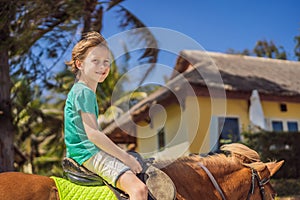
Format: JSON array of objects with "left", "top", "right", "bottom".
[
  {"left": 198, "top": 155, "right": 252, "bottom": 199},
  {"left": 220, "top": 168, "right": 252, "bottom": 199},
  {"left": 156, "top": 154, "right": 256, "bottom": 200}
]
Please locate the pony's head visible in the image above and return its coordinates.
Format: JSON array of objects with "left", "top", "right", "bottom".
[{"left": 221, "top": 143, "right": 284, "bottom": 200}]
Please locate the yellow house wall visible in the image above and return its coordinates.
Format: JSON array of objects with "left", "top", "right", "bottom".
[
  {"left": 136, "top": 103, "right": 188, "bottom": 157},
  {"left": 262, "top": 101, "right": 300, "bottom": 131},
  {"left": 188, "top": 97, "right": 249, "bottom": 153},
  {"left": 263, "top": 101, "right": 300, "bottom": 118},
  {"left": 186, "top": 96, "right": 212, "bottom": 154},
  {"left": 136, "top": 96, "right": 300, "bottom": 157},
  {"left": 190, "top": 97, "right": 300, "bottom": 154}
]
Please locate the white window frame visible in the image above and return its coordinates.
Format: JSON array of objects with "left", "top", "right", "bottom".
[
  {"left": 266, "top": 118, "right": 300, "bottom": 132},
  {"left": 210, "top": 115, "right": 241, "bottom": 151}
]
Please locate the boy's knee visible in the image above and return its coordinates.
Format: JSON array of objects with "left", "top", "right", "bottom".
[{"left": 133, "top": 183, "right": 148, "bottom": 197}]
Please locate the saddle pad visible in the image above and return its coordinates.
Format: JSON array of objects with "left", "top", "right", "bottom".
[{"left": 51, "top": 176, "right": 117, "bottom": 200}]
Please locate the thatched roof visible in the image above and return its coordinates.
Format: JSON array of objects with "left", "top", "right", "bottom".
[
  {"left": 105, "top": 51, "right": 300, "bottom": 141},
  {"left": 172, "top": 50, "right": 300, "bottom": 96}
]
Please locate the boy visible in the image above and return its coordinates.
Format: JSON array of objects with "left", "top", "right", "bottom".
[{"left": 64, "top": 31, "right": 148, "bottom": 200}]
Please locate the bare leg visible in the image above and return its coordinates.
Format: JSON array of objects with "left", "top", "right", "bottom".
[{"left": 116, "top": 171, "right": 148, "bottom": 200}]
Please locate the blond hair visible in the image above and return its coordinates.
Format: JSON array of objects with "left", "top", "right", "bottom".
[{"left": 65, "top": 31, "right": 108, "bottom": 75}]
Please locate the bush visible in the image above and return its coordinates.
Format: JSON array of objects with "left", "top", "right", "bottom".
[
  {"left": 272, "top": 179, "right": 300, "bottom": 196},
  {"left": 243, "top": 131, "right": 300, "bottom": 179}
]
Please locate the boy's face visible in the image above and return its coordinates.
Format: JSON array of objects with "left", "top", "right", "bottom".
[{"left": 79, "top": 45, "right": 111, "bottom": 83}]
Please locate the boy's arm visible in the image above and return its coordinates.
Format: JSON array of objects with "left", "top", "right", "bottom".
[{"left": 81, "top": 111, "right": 142, "bottom": 174}]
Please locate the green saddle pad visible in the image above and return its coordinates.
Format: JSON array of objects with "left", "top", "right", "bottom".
[{"left": 51, "top": 176, "right": 117, "bottom": 200}]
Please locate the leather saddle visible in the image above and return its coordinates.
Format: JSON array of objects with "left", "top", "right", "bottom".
[{"left": 62, "top": 151, "right": 176, "bottom": 200}]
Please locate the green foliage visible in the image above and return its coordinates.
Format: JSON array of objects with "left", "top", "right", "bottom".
[
  {"left": 227, "top": 39, "right": 296, "bottom": 60},
  {"left": 295, "top": 35, "right": 300, "bottom": 61},
  {"left": 243, "top": 131, "right": 300, "bottom": 196},
  {"left": 12, "top": 78, "right": 64, "bottom": 176},
  {"left": 243, "top": 131, "right": 300, "bottom": 179},
  {"left": 254, "top": 40, "right": 287, "bottom": 60},
  {"left": 271, "top": 179, "right": 300, "bottom": 197},
  {"left": 1, "top": 0, "right": 161, "bottom": 174}
]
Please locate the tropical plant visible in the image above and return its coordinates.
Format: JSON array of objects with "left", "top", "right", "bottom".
[
  {"left": 295, "top": 35, "right": 300, "bottom": 61},
  {"left": 1, "top": 0, "right": 159, "bottom": 172},
  {"left": 12, "top": 78, "right": 64, "bottom": 176},
  {"left": 227, "top": 39, "right": 289, "bottom": 60},
  {"left": 253, "top": 40, "right": 287, "bottom": 60}
]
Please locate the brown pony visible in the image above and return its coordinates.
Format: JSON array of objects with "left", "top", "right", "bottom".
[
  {"left": 0, "top": 143, "right": 283, "bottom": 200},
  {"left": 157, "top": 143, "right": 284, "bottom": 200}
]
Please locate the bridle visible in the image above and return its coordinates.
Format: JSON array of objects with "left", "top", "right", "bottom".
[
  {"left": 247, "top": 168, "right": 271, "bottom": 200},
  {"left": 198, "top": 163, "right": 271, "bottom": 200}
]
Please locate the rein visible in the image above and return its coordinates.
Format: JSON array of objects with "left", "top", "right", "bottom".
[
  {"left": 198, "top": 163, "right": 226, "bottom": 200},
  {"left": 198, "top": 163, "right": 270, "bottom": 200}
]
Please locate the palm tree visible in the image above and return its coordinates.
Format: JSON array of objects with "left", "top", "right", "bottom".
[
  {"left": 11, "top": 77, "right": 64, "bottom": 176},
  {"left": 1, "top": 0, "right": 159, "bottom": 172}
]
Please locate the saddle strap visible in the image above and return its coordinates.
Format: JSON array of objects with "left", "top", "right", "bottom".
[{"left": 198, "top": 163, "right": 226, "bottom": 200}]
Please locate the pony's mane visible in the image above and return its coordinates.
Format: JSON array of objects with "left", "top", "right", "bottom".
[
  {"left": 220, "top": 143, "right": 260, "bottom": 163},
  {"left": 154, "top": 143, "right": 267, "bottom": 171},
  {"left": 221, "top": 143, "right": 271, "bottom": 171}
]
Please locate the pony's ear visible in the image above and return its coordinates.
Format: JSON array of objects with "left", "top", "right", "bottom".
[{"left": 267, "top": 160, "right": 284, "bottom": 177}]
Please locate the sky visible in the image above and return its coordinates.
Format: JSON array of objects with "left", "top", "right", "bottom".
[
  {"left": 95, "top": 0, "right": 300, "bottom": 88},
  {"left": 101, "top": 0, "right": 300, "bottom": 65}
]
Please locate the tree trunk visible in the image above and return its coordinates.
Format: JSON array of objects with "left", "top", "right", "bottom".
[
  {"left": 82, "top": 0, "right": 95, "bottom": 34},
  {"left": 0, "top": 29, "right": 14, "bottom": 172}
]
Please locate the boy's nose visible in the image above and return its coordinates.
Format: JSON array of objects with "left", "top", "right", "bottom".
[{"left": 99, "top": 62, "right": 110, "bottom": 68}]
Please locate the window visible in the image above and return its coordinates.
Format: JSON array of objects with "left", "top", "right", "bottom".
[
  {"left": 287, "top": 121, "right": 298, "bottom": 132},
  {"left": 218, "top": 117, "right": 240, "bottom": 148},
  {"left": 157, "top": 128, "right": 165, "bottom": 151},
  {"left": 280, "top": 103, "right": 287, "bottom": 112},
  {"left": 272, "top": 121, "right": 283, "bottom": 132},
  {"left": 269, "top": 119, "right": 299, "bottom": 132}
]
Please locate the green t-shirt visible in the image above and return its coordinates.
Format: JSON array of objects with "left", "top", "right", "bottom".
[{"left": 64, "top": 82, "right": 100, "bottom": 165}]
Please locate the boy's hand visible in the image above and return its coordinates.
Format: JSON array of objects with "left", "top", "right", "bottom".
[{"left": 125, "top": 154, "right": 143, "bottom": 174}]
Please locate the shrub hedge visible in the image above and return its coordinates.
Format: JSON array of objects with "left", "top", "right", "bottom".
[
  {"left": 242, "top": 131, "right": 300, "bottom": 196},
  {"left": 243, "top": 131, "right": 300, "bottom": 179},
  {"left": 271, "top": 179, "right": 300, "bottom": 197}
]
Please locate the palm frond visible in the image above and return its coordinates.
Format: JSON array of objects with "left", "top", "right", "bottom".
[
  {"left": 115, "top": 6, "right": 159, "bottom": 85},
  {"left": 106, "top": 0, "right": 125, "bottom": 11},
  {"left": 116, "top": 6, "right": 158, "bottom": 61}
]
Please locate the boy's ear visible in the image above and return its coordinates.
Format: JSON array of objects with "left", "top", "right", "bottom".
[{"left": 75, "top": 60, "right": 83, "bottom": 70}]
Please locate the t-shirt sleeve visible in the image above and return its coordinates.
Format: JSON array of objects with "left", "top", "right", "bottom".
[{"left": 74, "top": 89, "right": 96, "bottom": 114}]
